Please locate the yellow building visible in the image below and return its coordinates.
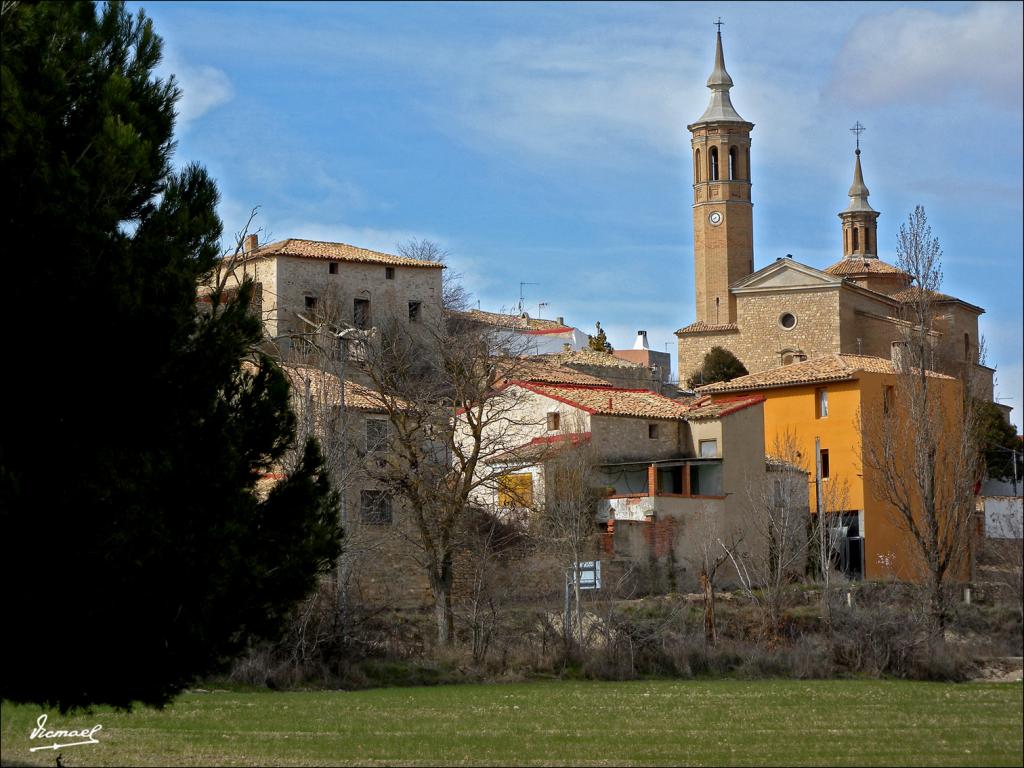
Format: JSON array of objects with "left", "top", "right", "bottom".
[{"left": 698, "top": 354, "right": 962, "bottom": 581}]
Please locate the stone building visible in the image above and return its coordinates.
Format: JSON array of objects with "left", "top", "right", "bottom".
[
  {"left": 675, "top": 30, "right": 995, "bottom": 402},
  {"left": 212, "top": 235, "right": 444, "bottom": 350}
]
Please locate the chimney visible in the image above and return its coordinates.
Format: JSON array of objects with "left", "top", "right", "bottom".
[
  {"left": 556, "top": 316, "right": 564, "bottom": 325},
  {"left": 244, "top": 234, "right": 258, "bottom": 254},
  {"left": 633, "top": 330, "right": 650, "bottom": 351}
]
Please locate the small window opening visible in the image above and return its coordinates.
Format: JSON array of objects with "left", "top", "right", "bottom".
[
  {"left": 353, "top": 298, "right": 371, "bottom": 329},
  {"left": 694, "top": 149, "right": 701, "bottom": 182},
  {"left": 547, "top": 412, "right": 560, "bottom": 431},
  {"left": 385, "top": 267, "right": 395, "bottom": 280},
  {"left": 963, "top": 333, "right": 970, "bottom": 361},
  {"left": 366, "top": 419, "right": 388, "bottom": 453},
  {"left": 329, "top": 262, "right": 339, "bottom": 274},
  {"left": 865, "top": 228, "right": 872, "bottom": 254},
  {"left": 709, "top": 147, "right": 719, "bottom": 181},
  {"left": 304, "top": 295, "right": 318, "bottom": 310},
  {"left": 360, "top": 490, "right": 392, "bottom": 525},
  {"left": 729, "top": 146, "right": 738, "bottom": 180},
  {"left": 820, "top": 449, "right": 830, "bottom": 480},
  {"left": 816, "top": 388, "right": 829, "bottom": 419},
  {"left": 409, "top": 301, "right": 421, "bottom": 322},
  {"left": 779, "top": 312, "right": 797, "bottom": 330},
  {"left": 883, "top": 385, "right": 895, "bottom": 415},
  {"left": 648, "top": 423, "right": 659, "bottom": 439},
  {"left": 852, "top": 227, "right": 859, "bottom": 251},
  {"left": 699, "top": 439, "right": 718, "bottom": 458}
]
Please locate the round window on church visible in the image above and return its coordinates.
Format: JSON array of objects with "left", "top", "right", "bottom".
[{"left": 779, "top": 312, "right": 797, "bottom": 330}]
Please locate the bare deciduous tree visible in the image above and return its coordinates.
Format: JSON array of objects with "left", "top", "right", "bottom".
[
  {"left": 688, "top": 508, "right": 741, "bottom": 646},
  {"left": 538, "top": 420, "right": 603, "bottom": 650},
  {"left": 721, "top": 434, "right": 810, "bottom": 636},
  {"left": 861, "top": 205, "right": 981, "bottom": 641},
  {"left": 359, "top": 305, "right": 540, "bottom": 646},
  {"left": 810, "top": 462, "right": 851, "bottom": 633}
]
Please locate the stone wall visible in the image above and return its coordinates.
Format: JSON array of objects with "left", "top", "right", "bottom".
[
  {"left": 678, "top": 288, "right": 842, "bottom": 377},
  {"left": 590, "top": 415, "right": 684, "bottom": 464}
]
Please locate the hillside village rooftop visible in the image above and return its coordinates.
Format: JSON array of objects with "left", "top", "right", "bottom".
[
  {"left": 696, "top": 353, "right": 955, "bottom": 394},
  {"left": 240, "top": 238, "right": 445, "bottom": 269}
]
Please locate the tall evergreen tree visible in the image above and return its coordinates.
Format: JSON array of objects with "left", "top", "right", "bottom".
[
  {"left": 1, "top": 1, "right": 341, "bottom": 710},
  {"left": 686, "top": 346, "right": 748, "bottom": 389}
]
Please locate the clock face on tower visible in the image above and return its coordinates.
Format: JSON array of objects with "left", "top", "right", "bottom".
[{"left": 708, "top": 211, "right": 723, "bottom": 226}]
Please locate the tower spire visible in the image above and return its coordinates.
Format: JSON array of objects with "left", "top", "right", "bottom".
[
  {"left": 843, "top": 126, "right": 876, "bottom": 214},
  {"left": 694, "top": 23, "right": 745, "bottom": 123},
  {"left": 838, "top": 122, "right": 880, "bottom": 259}
]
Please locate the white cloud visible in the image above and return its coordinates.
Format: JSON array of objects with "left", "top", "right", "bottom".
[
  {"left": 163, "top": 57, "right": 234, "bottom": 130},
  {"left": 829, "top": 2, "right": 1023, "bottom": 108}
]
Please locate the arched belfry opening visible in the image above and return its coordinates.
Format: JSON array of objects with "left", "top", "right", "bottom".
[{"left": 709, "top": 146, "right": 719, "bottom": 181}]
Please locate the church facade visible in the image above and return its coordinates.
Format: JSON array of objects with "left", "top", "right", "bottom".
[{"left": 676, "top": 30, "right": 994, "bottom": 401}]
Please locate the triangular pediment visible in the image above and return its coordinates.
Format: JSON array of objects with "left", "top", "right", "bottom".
[{"left": 731, "top": 258, "right": 842, "bottom": 293}]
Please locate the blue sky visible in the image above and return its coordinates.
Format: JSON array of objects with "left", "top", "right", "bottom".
[{"left": 136, "top": 1, "right": 1023, "bottom": 422}]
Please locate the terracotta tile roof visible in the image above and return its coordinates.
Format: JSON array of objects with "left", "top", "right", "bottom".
[
  {"left": 696, "top": 354, "right": 954, "bottom": 394},
  {"left": 891, "top": 286, "right": 957, "bottom": 303},
  {"left": 505, "top": 358, "right": 612, "bottom": 387},
  {"left": 540, "top": 349, "right": 647, "bottom": 369},
  {"left": 824, "top": 258, "right": 909, "bottom": 277},
  {"left": 454, "top": 308, "right": 570, "bottom": 331},
  {"left": 519, "top": 382, "right": 691, "bottom": 419},
  {"left": 243, "top": 239, "right": 444, "bottom": 269},
  {"left": 278, "top": 364, "right": 394, "bottom": 412},
  {"left": 676, "top": 321, "right": 741, "bottom": 335},
  {"left": 679, "top": 394, "right": 766, "bottom": 421},
  {"left": 485, "top": 432, "right": 592, "bottom": 464}
]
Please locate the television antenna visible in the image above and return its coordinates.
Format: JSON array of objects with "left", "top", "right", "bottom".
[{"left": 518, "top": 282, "right": 539, "bottom": 314}]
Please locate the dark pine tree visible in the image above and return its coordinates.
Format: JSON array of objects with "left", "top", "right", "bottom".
[
  {"left": 686, "top": 346, "right": 749, "bottom": 389},
  {"left": 1, "top": 1, "right": 341, "bottom": 710}
]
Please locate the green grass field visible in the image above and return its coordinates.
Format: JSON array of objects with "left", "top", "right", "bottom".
[{"left": 2, "top": 680, "right": 1021, "bottom": 767}]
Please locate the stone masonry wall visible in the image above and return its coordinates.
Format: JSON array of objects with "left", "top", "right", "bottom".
[{"left": 679, "top": 288, "right": 841, "bottom": 377}]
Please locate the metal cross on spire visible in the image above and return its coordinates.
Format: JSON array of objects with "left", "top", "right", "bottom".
[
  {"left": 850, "top": 121, "right": 865, "bottom": 154},
  {"left": 714, "top": 17, "right": 724, "bottom": 33}
]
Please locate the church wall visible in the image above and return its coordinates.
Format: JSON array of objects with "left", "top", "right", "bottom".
[
  {"left": 679, "top": 287, "right": 843, "bottom": 378},
  {"left": 838, "top": 288, "right": 905, "bottom": 358},
  {"left": 678, "top": 329, "right": 742, "bottom": 384}
]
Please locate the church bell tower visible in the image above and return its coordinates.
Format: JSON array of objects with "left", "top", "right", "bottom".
[{"left": 689, "top": 25, "right": 754, "bottom": 326}]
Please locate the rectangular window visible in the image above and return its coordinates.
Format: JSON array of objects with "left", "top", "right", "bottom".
[
  {"left": 304, "top": 295, "right": 318, "bottom": 310},
  {"left": 883, "top": 385, "right": 894, "bottom": 415},
  {"left": 408, "top": 301, "right": 421, "bottom": 322},
  {"left": 360, "top": 490, "right": 392, "bottom": 525},
  {"left": 546, "top": 412, "right": 560, "bottom": 431},
  {"left": 816, "top": 388, "right": 829, "bottom": 419},
  {"left": 385, "top": 267, "right": 395, "bottom": 280},
  {"left": 497, "top": 473, "right": 533, "bottom": 508},
  {"left": 353, "top": 298, "right": 370, "bottom": 329},
  {"left": 820, "top": 449, "right": 830, "bottom": 480},
  {"left": 699, "top": 439, "right": 718, "bottom": 458},
  {"left": 648, "top": 423, "right": 659, "bottom": 439},
  {"left": 365, "top": 419, "right": 388, "bottom": 453},
  {"left": 689, "top": 463, "right": 723, "bottom": 496},
  {"left": 329, "top": 262, "right": 339, "bottom": 274}
]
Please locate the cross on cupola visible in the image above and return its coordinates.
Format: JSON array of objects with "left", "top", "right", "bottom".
[{"left": 850, "top": 121, "right": 865, "bottom": 154}]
